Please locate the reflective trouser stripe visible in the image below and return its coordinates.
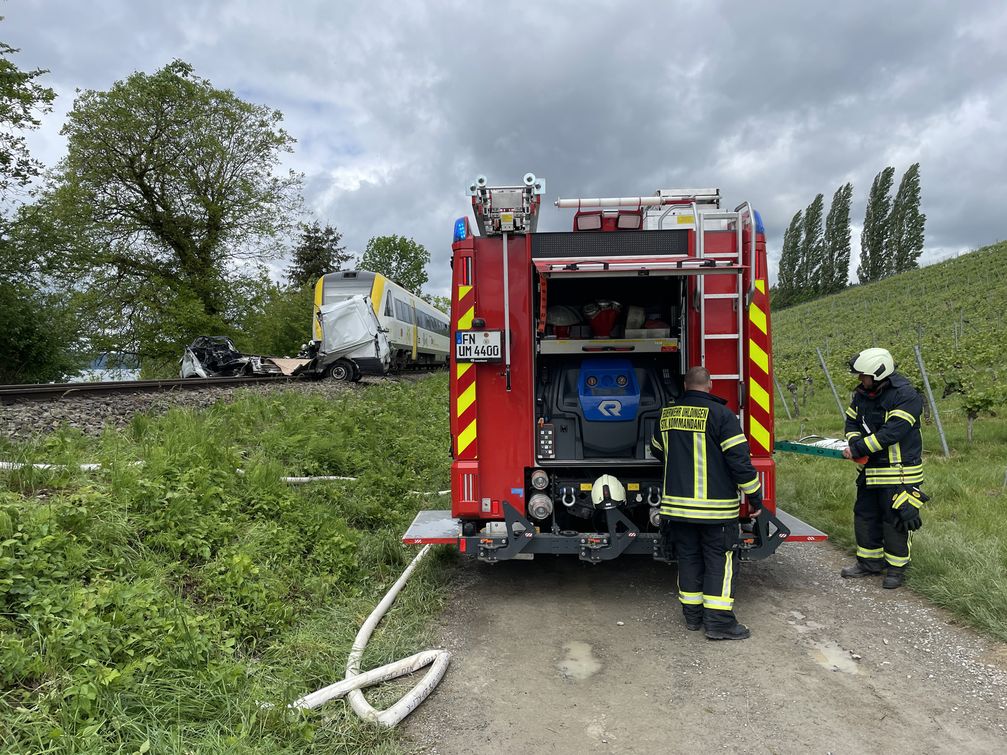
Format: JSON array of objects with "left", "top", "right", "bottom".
[
  {"left": 703, "top": 595, "right": 734, "bottom": 610},
  {"left": 857, "top": 546, "right": 884, "bottom": 560},
  {"left": 678, "top": 591, "right": 703, "bottom": 605},
  {"left": 885, "top": 551, "right": 911, "bottom": 567},
  {"left": 721, "top": 551, "right": 733, "bottom": 598}
]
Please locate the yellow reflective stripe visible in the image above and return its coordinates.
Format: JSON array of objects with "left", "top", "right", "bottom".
[
  {"left": 721, "top": 552, "right": 733, "bottom": 598},
  {"left": 457, "top": 284, "right": 473, "bottom": 300},
  {"left": 887, "top": 409, "right": 916, "bottom": 424},
  {"left": 678, "top": 591, "right": 703, "bottom": 605},
  {"left": 892, "top": 491, "right": 923, "bottom": 510},
  {"left": 457, "top": 419, "right": 477, "bottom": 454},
  {"left": 749, "top": 376, "right": 770, "bottom": 413},
  {"left": 864, "top": 435, "right": 883, "bottom": 453},
  {"left": 749, "top": 302, "right": 767, "bottom": 334},
  {"left": 660, "top": 507, "right": 740, "bottom": 520},
  {"left": 693, "top": 433, "right": 707, "bottom": 500},
  {"left": 754, "top": 279, "right": 766, "bottom": 294},
  {"left": 458, "top": 306, "right": 475, "bottom": 329},
  {"left": 845, "top": 432, "right": 862, "bottom": 441},
  {"left": 651, "top": 435, "right": 663, "bottom": 451},
  {"left": 738, "top": 477, "right": 761, "bottom": 494},
  {"left": 661, "top": 495, "right": 740, "bottom": 507},
  {"left": 749, "top": 416, "right": 770, "bottom": 451},
  {"left": 856, "top": 546, "right": 883, "bottom": 559},
  {"left": 865, "top": 465, "right": 923, "bottom": 477},
  {"left": 456, "top": 362, "right": 472, "bottom": 379},
  {"left": 457, "top": 383, "right": 476, "bottom": 417},
  {"left": 720, "top": 433, "right": 747, "bottom": 452},
  {"left": 888, "top": 441, "right": 902, "bottom": 465},
  {"left": 749, "top": 339, "right": 769, "bottom": 374},
  {"left": 845, "top": 406, "right": 858, "bottom": 419},
  {"left": 884, "top": 551, "right": 911, "bottom": 567},
  {"left": 703, "top": 595, "right": 735, "bottom": 610}
]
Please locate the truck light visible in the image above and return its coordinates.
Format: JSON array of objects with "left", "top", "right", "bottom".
[
  {"left": 528, "top": 494, "right": 554, "bottom": 521},
  {"left": 531, "top": 469, "right": 549, "bottom": 490}
]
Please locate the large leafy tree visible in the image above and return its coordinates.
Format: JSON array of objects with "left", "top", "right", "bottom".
[
  {"left": 888, "top": 162, "right": 925, "bottom": 274},
  {"left": 33, "top": 60, "right": 301, "bottom": 370},
  {"left": 0, "top": 39, "right": 54, "bottom": 201},
  {"left": 821, "top": 182, "right": 853, "bottom": 295},
  {"left": 0, "top": 34, "right": 79, "bottom": 382},
  {"left": 858, "top": 166, "right": 895, "bottom": 284},
  {"left": 359, "top": 234, "right": 430, "bottom": 294},
  {"left": 286, "top": 220, "right": 353, "bottom": 288}
]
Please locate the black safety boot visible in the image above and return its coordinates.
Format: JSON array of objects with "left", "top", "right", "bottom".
[
  {"left": 705, "top": 623, "right": 751, "bottom": 641},
  {"left": 841, "top": 562, "right": 882, "bottom": 578},
  {"left": 686, "top": 620, "right": 703, "bottom": 631},
  {"left": 883, "top": 568, "right": 905, "bottom": 589}
]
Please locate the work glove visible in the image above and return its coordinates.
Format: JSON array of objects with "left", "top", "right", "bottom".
[
  {"left": 746, "top": 492, "right": 764, "bottom": 516},
  {"left": 892, "top": 486, "right": 928, "bottom": 533}
]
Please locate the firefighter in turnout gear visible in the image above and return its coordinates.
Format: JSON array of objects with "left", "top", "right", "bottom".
[
  {"left": 649, "top": 366, "right": 762, "bottom": 640},
  {"left": 841, "top": 348, "right": 926, "bottom": 589}
]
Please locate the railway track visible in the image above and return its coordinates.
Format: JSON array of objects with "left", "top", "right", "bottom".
[{"left": 0, "top": 375, "right": 295, "bottom": 405}]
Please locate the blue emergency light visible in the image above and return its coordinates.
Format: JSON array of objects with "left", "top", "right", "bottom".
[{"left": 453, "top": 217, "right": 471, "bottom": 243}]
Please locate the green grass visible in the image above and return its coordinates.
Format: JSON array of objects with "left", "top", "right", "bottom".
[
  {"left": 775, "top": 388, "right": 1007, "bottom": 640},
  {"left": 0, "top": 375, "right": 454, "bottom": 754}
]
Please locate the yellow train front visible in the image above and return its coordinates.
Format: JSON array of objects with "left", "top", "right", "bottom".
[{"left": 311, "top": 270, "right": 450, "bottom": 379}]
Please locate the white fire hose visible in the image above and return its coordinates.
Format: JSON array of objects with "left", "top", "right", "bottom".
[{"left": 287, "top": 544, "right": 451, "bottom": 726}]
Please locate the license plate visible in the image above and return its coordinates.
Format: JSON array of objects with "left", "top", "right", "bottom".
[{"left": 455, "top": 330, "right": 502, "bottom": 362}]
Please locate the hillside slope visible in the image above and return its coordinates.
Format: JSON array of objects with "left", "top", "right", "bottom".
[{"left": 772, "top": 241, "right": 1007, "bottom": 407}]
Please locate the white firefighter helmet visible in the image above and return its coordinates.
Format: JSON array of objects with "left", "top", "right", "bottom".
[
  {"left": 591, "top": 474, "right": 626, "bottom": 509},
  {"left": 848, "top": 347, "right": 895, "bottom": 381}
]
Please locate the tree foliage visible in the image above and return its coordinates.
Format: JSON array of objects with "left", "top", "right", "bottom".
[
  {"left": 821, "top": 182, "right": 853, "bottom": 295},
  {"left": 775, "top": 210, "right": 803, "bottom": 307},
  {"left": 28, "top": 60, "right": 302, "bottom": 370},
  {"left": 233, "top": 276, "right": 313, "bottom": 357},
  {"left": 0, "top": 38, "right": 55, "bottom": 200},
  {"left": 858, "top": 167, "right": 895, "bottom": 284},
  {"left": 359, "top": 235, "right": 430, "bottom": 294},
  {"left": 888, "top": 162, "right": 925, "bottom": 275},
  {"left": 799, "top": 193, "right": 825, "bottom": 295},
  {"left": 286, "top": 221, "right": 353, "bottom": 289}
]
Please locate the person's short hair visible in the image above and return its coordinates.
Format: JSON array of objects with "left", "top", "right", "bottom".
[{"left": 684, "top": 366, "right": 712, "bottom": 389}]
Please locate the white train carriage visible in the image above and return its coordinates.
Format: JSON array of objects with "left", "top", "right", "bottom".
[{"left": 312, "top": 270, "right": 450, "bottom": 377}]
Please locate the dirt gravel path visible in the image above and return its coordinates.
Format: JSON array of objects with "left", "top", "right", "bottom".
[{"left": 406, "top": 541, "right": 1007, "bottom": 754}]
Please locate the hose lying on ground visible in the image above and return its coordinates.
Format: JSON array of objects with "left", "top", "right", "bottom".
[{"left": 287, "top": 544, "right": 451, "bottom": 727}]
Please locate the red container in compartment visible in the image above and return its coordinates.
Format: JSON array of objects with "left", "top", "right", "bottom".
[{"left": 588, "top": 307, "right": 620, "bottom": 337}]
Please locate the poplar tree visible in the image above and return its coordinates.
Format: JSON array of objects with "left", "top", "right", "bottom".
[
  {"left": 776, "top": 210, "right": 802, "bottom": 307},
  {"left": 888, "top": 162, "right": 925, "bottom": 274},
  {"left": 799, "top": 193, "right": 825, "bottom": 296},
  {"left": 858, "top": 167, "right": 895, "bottom": 283},
  {"left": 821, "top": 182, "right": 853, "bottom": 294}
]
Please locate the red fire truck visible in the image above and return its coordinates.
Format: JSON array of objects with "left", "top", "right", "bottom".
[{"left": 404, "top": 175, "right": 825, "bottom": 562}]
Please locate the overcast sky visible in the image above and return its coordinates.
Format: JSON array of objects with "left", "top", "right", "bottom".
[{"left": 7, "top": 0, "right": 1007, "bottom": 295}]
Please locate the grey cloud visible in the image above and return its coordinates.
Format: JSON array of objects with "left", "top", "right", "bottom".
[{"left": 6, "top": 0, "right": 1007, "bottom": 294}]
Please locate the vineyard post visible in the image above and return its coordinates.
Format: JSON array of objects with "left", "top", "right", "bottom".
[
  {"left": 773, "top": 372, "right": 793, "bottom": 420},
  {"left": 913, "top": 344, "right": 951, "bottom": 458},
  {"left": 816, "top": 347, "right": 846, "bottom": 419}
]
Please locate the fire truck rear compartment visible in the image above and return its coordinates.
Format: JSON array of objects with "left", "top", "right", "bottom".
[{"left": 530, "top": 274, "right": 688, "bottom": 533}]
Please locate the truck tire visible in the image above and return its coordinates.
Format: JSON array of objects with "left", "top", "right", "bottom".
[{"left": 326, "top": 359, "right": 355, "bottom": 381}]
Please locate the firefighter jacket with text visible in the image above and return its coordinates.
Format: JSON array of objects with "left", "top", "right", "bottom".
[
  {"left": 648, "top": 390, "right": 762, "bottom": 524},
  {"left": 844, "top": 372, "right": 924, "bottom": 487}
]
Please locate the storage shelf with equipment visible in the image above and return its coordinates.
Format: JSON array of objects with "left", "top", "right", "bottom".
[{"left": 538, "top": 337, "right": 679, "bottom": 355}]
